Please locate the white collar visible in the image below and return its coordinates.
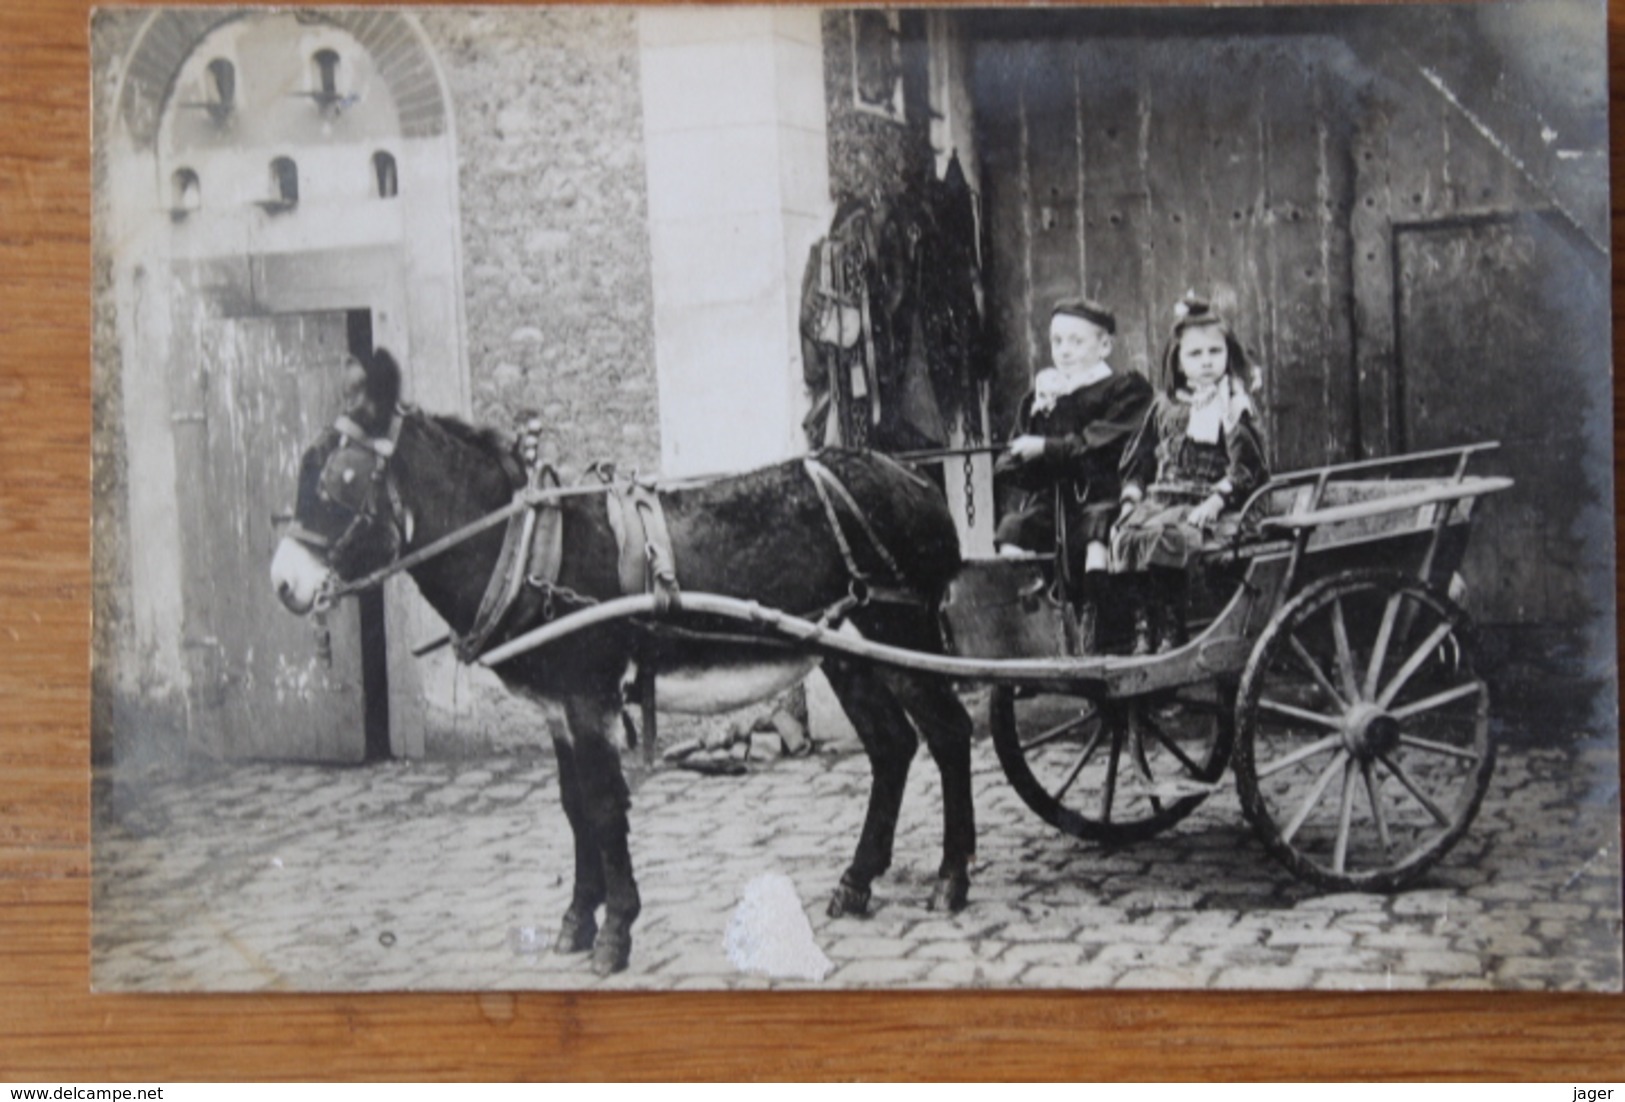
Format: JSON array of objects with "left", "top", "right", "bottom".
[
  {"left": 1179, "top": 375, "right": 1251, "bottom": 444},
  {"left": 1032, "top": 361, "right": 1113, "bottom": 414}
]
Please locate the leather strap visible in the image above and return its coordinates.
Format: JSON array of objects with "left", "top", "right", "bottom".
[
  {"left": 527, "top": 497, "right": 565, "bottom": 591},
  {"left": 804, "top": 457, "right": 904, "bottom": 582},
  {"left": 629, "top": 481, "right": 680, "bottom": 613},
  {"left": 455, "top": 466, "right": 562, "bottom": 664}
]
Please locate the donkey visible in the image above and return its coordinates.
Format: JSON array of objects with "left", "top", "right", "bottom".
[{"left": 270, "top": 349, "right": 976, "bottom": 975}]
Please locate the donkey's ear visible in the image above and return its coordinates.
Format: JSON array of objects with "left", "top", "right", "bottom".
[{"left": 364, "top": 347, "right": 402, "bottom": 414}]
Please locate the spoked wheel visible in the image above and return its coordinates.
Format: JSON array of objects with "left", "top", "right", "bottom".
[
  {"left": 1234, "top": 569, "right": 1495, "bottom": 891},
  {"left": 990, "top": 681, "right": 1235, "bottom": 844}
]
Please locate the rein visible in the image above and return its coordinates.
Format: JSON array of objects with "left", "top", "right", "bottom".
[{"left": 324, "top": 480, "right": 620, "bottom": 603}]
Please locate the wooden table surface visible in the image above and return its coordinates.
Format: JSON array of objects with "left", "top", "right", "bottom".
[{"left": 3, "top": 0, "right": 1622, "bottom": 1081}]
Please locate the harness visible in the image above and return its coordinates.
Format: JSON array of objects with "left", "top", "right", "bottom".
[
  {"left": 455, "top": 462, "right": 567, "bottom": 663},
  {"left": 301, "top": 411, "right": 684, "bottom": 665},
  {"left": 592, "top": 464, "right": 682, "bottom": 616},
  {"left": 298, "top": 415, "right": 927, "bottom": 703},
  {"left": 453, "top": 467, "right": 685, "bottom": 665},
  {"left": 801, "top": 456, "right": 923, "bottom": 613}
]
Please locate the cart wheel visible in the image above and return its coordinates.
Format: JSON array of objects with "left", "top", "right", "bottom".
[
  {"left": 1234, "top": 569, "right": 1495, "bottom": 891},
  {"left": 990, "top": 682, "right": 1235, "bottom": 844}
]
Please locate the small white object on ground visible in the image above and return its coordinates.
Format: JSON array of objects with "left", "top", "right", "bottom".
[{"left": 722, "top": 872, "right": 833, "bottom": 981}]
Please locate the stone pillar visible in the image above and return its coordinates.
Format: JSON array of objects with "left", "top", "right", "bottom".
[
  {"left": 637, "top": 7, "right": 831, "bottom": 477},
  {"left": 637, "top": 9, "right": 858, "bottom": 747}
]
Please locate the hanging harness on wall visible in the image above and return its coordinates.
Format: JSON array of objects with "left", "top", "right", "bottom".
[{"left": 800, "top": 197, "right": 882, "bottom": 450}]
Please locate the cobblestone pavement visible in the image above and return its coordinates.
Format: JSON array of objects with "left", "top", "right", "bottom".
[{"left": 92, "top": 693, "right": 1621, "bottom": 992}]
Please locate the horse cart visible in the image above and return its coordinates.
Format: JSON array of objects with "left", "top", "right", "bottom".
[
  {"left": 472, "top": 441, "right": 1510, "bottom": 894},
  {"left": 273, "top": 355, "right": 1514, "bottom": 975},
  {"left": 269, "top": 349, "right": 1521, "bottom": 981}
]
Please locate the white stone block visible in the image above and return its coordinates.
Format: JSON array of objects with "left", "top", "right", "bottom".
[
  {"left": 654, "top": 299, "right": 794, "bottom": 475},
  {"left": 644, "top": 125, "right": 786, "bottom": 221},
  {"left": 640, "top": 40, "right": 778, "bottom": 135},
  {"left": 768, "top": 8, "right": 823, "bottom": 47},
  {"left": 776, "top": 124, "right": 836, "bottom": 218},
  {"left": 638, "top": 7, "right": 777, "bottom": 48},
  {"left": 772, "top": 39, "right": 829, "bottom": 133},
  {"left": 650, "top": 211, "right": 785, "bottom": 309}
]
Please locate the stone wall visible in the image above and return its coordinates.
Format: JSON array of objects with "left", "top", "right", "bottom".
[
  {"left": 91, "top": 9, "right": 667, "bottom": 762},
  {"left": 821, "top": 10, "right": 935, "bottom": 211},
  {"left": 91, "top": 12, "right": 158, "bottom": 763},
  {"left": 424, "top": 8, "right": 661, "bottom": 475}
]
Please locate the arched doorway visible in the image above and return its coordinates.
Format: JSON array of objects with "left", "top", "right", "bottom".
[{"left": 107, "top": 11, "right": 468, "bottom": 760}]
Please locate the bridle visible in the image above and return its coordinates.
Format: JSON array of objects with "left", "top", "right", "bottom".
[{"left": 288, "top": 410, "right": 409, "bottom": 599}]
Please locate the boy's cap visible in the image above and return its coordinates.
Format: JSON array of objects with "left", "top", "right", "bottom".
[{"left": 1050, "top": 297, "right": 1116, "bottom": 335}]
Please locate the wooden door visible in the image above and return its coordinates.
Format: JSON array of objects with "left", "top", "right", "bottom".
[
  {"left": 1395, "top": 212, "right": 1611, "bottom": 625},
  {"left": 974, "top": 32, "right": 1359, "bottom": 471},
  {"left": 168, "top": 295, "right": 369, "bottom": 760}
]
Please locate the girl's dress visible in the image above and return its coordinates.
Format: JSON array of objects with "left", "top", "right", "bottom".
[
  {"left": 995, "top": 363, "right": 1152, "bottom": 578},
  {"left": 1113, "top": 377, "right": 1267, "bottom": 572}
]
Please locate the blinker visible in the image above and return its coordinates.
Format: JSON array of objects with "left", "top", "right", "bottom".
[{"left": 319, "top": 444, "right": 383, "bottom": 513}]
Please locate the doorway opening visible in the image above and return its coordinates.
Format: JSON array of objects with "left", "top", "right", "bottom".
[{"left": 347, "top": 308, "right": 393, "bottom": 761}]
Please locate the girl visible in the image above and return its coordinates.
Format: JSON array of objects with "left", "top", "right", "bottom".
[{"left": 1113, "top": 294, "right": 1267, "bottom": 655}]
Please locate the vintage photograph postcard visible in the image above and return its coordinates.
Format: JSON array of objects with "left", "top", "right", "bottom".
[{"left": 91, "top": 3, "right": 1620, "bottom": 991}]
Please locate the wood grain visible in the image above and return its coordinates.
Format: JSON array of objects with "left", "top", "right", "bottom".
[{"left": 4, "top": 0, "right": 1623, "bottom": 1081}]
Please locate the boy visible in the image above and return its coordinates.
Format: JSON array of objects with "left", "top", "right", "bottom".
[{"left": 995, "top": 298, "right": 1153, "bottom": 640}]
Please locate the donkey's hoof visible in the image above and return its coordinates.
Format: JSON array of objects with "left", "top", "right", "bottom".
[
  {"left": 590, "top": 935, "right": 630, "bottom": 977},
  {"left": 554, "top": 909, "right": 598, "bottom": 954},
  {"left": 826, "top": 880, "right": 871, "bottom": 918},
  {"left": 927, "top": 873, "right": 970, "bottom": 914}
]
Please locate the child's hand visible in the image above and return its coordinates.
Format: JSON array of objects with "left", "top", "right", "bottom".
[
  {"left": 1007, "top": 435, "right": 1045, "bottom": 462},
  {"left": 1187, "top": 493, "right": 1226, "bottom": 528}
]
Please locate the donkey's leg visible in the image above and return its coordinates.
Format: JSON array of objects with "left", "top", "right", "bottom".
[
  {"left": 562, "top": 692, "right": 642, "bottom": 976},
  {"left": 885, "top": 671, "right": 976, "bottom": 913},
  {"left": 821, "top": 658, "right": 919, "bottom": 918},
  {"left": 550, "top": 735, "right": 603, "bottom": 953}
]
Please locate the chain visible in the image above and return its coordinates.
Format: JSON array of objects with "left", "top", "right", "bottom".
[
  {"left": 849, "top": 385, "right": 869, "bottom": 449},
  {"left": 963, "top": 452, "right": 976, "bottom": 528},
  {"left": 311, "top": 609, "right": 332, "bottom": 667},
  {"left": 960, "top": 400, "right": 982, "bottom": 528},
  {"left": 528, "top": 579, "right": 602, "bottom": 624}
]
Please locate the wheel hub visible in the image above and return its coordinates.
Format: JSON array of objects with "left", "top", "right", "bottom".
[{"left": 1342, "top": 702, "right": 1400, "bottom": 761}]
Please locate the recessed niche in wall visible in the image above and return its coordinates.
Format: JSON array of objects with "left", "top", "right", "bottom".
[
  {"left": 851, "top": 10, "right": 905, "bottom": 123},
  {"left": 206, "top": 58, "right": 235, "bottom": 113},
  {"left": 169, "top": 168, "right": 200, "bottom": 219},
  {"left": 180, "top": 57, "right": 235, "bottom": 123},
  {"left": 373, "top": 151, "right": 398, "bottom": 199},
  {"left": 262, "top": 156, "right": 299, "bottom": 212},
  {"left": 311, "top": 48, "right": 343, "bottom": 110}
]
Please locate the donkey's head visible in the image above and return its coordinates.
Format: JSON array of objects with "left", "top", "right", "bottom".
[{"left": 271, "top": 348, "right": 409, "bottom": 615}]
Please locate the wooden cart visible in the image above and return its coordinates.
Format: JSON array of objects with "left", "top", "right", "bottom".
[{"left": 480, "top": 443, "right": 1511, "bottom": 892}]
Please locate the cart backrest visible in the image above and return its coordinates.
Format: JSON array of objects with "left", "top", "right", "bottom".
[{"left": 1243, "top": 474, "right": 1512, "bottom": 552}]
